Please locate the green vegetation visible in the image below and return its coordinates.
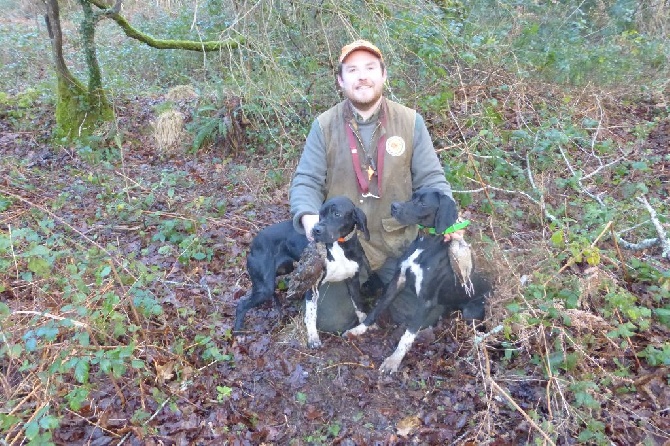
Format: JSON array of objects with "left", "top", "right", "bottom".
[{"left": 0, "top": 0, "right": 668, "bottom": 443}]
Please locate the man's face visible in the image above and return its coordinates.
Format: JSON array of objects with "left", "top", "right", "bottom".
[{"left": 337, "top": 50, "right": 386, "bottom": 113}]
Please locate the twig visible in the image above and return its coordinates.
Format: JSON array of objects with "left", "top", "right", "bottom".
[
  {"left": 615, "top": 308, "right": 643, "bottom": 369},
  {"left": 197, "top": 360, "right": 220, "bottom": 372},
  {"left": 0, "top": 187, "right": 138, "bottom": 280},
  {"left": 614, "top": 236, "right": 661, "bottom": 252},
  {"left": 86, "top": 326, "right": 127, "bottom": 406},
  {"left": 489, "top": 378, "right": 556, "bottom": 445},
  {"left": 610, "top": 224, "right": 631, "bottom": 282},
  {"left": 617, "top": 219, "right": 653, "bottom": 234},
  {"left": 454, "top": 178, "right": 558, "bottom": 222},
  {"left": 455, "top": 175, "right": 666, "bottom": 257},
  {"left": 321, "top": 361, "right": 375, "bottom": 370},
  {"left": 589, "top": 94, "right": 604, "bottom": 157},
  {"left": 473, "top": 324, "right": 503, "bottom": 345},
  {"left": 7, "top": 224, "right": 19, "bottom": 280},
  {"left": 478, "top": 336, "right": 555, "bottom": 445},
  {"left": 557, "top": 144, "right": 605, "bottom": 206},
  {"left": 113, "top": 135, "right": 132, "bottom": 203},
  {"left": 6, "top": 401, "right": 46, "bottom": 446},
  {"left": 609, "top": 196, "right": 667, "bottom": 254},
  {"left": 108, "top": 260, "right": 141, "bottom": 326},
  {"left": 63, "top": 407, "right": 121, "bottom": 438},
  {"left": 339, "top": 331, "right": 374, "bottom": 359},
  {"left": 9, "top": 311, "right": 88, "bottom": 328},
  {"left": 541, "top": 326, "right": 555, "bottom": 421},
  {"left": 5, "top": 383, "right": 41, "bottom": 418},
  {"left": 117, "top": 397, "right": 170, "bottom": 446},
  {"left": 581, "top": 156, "right": 624, "bottom": 181},
  {"left": 526, "top": 147, "right": 538, "bottom": 190},
  {"left": 637, "top": 195, "right": 670, "bottom": 258},
  {"left": 448, "top": 109, "right": 495, "bottom": 210}
]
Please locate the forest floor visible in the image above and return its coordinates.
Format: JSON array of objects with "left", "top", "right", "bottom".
[{"left": 1, "top": 88, "right": 669, "bottom": 446}]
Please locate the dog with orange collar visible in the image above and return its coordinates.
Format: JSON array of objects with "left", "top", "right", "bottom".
[{"left": 234, "top": 196, "right": 371, "bottom": 348}]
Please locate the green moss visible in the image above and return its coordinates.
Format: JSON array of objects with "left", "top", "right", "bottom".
[{"left": 54, "top": 76, "right": 114, "bottom": 141}]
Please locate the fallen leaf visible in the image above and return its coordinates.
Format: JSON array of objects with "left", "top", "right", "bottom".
[
  {"left": 396, "top": 415, "right": 421, "bottom": 437},
  {"left": 155, "top": 360, "right": 175, "bottom": 384}
]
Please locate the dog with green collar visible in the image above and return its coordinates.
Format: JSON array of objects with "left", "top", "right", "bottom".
[{"left": 344, "top": 188, "right": 489, "bottom": 373}]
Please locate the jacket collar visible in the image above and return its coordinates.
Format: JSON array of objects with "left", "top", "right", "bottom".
[{"left": 343, "top": 98, "right": 385, "bottom": 126}]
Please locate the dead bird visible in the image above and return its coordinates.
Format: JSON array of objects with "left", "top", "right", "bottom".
[
  {"left": 286, "top": 241, "right": 327, "bottom": 298},
  {"left": 448, "top": 238, "right": 474, "bottom": 297}
]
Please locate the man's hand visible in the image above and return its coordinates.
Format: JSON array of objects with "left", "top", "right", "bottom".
[
  {"left": 443, "top": 229, "right": 465, "bottom": 243},
  {"left": 301, "top": 214, "right": 319, "bottom": 242}
]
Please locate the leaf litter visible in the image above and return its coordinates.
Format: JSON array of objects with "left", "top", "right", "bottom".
[{"left": 0, "top": 95, "right": 668, "bottom": 445}]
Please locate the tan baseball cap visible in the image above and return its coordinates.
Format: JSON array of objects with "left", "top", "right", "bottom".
[{"left": 339, "top": 40, "right": 383, "bottom": 63}]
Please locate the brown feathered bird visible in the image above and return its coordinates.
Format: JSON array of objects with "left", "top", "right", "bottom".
[
  {"left": 286, "top": 241, "right": 327, "bottom": 298},
  {"left": 448, "top": 238, "right": 474, "bottom": 297}
]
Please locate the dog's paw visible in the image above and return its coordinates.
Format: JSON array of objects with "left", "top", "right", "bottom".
[
  {"left": 379, "top": 356, "right": 401, "bottom": 374},
  {"left": 343, "top": 323, "right": 368, "bottom": 337},
  {"left": 306, "top": 336, "right": 322, "bottom": 349},
  {"left": 355, "top": 310, "right": 367, "bottom": 324}
]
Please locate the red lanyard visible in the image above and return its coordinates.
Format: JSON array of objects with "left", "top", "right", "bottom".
[{"left": 345, "top": 108, "right": 387, "bottom": 197}]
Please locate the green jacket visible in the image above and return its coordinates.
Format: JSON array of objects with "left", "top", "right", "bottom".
[{"left": 290, "top": 98, "right": 453, "bottom": 270}]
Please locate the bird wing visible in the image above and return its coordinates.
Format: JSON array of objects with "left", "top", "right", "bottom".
[{"left": 286, "top": 241, "right": 327, "bottom": 298}]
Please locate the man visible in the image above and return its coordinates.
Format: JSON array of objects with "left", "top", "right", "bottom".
[{"left": 290, "top": 39, "right": 464, "bottom": 332}]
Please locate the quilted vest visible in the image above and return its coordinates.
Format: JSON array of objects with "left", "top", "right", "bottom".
[{"left": 317, "top": 98, "right": 419, "bottom": 270}]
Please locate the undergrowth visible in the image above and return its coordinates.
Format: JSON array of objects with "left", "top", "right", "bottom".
[
  {"left": 1, "top": 0, "right": 669, "bottom": 443},
  {"left": 0, "top": 148, "right": 240, "bottom": 444}
]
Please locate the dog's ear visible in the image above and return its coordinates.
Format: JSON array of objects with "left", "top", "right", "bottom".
[
  {"left": 435, "top": 194, "right": 459, "bottom": 234},
  {"left": 354, "top": 207, "right": 370, "bottom": 240}
]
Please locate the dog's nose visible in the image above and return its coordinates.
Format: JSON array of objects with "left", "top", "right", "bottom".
[
  {"left": 391, "top": 202, "right": 401, "bottom": 214},
  {"left": 311, "top": 226, "right": 322, "bottom": 238}
]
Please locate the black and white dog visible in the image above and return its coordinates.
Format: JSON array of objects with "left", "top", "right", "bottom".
[
  {"left": 344, "top": 188, "right": 488, "bottom": 373},
  {"left": 234, "top": 196, "right": 371, "bottom": 348}
]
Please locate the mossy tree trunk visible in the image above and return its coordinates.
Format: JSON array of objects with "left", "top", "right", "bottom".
[
  {"left": 44, "top": 0, "right": 243, "bottom": 144},
  {"left": 79, "top": 1, "right": 104, "bottom": 93},
  {"left": 45, "top": 0, "right": 114, "bottom": 141}
]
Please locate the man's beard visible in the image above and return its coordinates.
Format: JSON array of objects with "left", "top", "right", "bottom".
[{"left": 347, "top": 86, "right": 383, "bottom": 113}]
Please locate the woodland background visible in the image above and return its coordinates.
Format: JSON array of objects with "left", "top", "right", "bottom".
[{"left": 0, "top": 0, "right": 669, "bottom": 444}]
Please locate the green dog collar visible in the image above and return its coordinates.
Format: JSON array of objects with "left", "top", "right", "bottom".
[{"left": 418, "top": 220, "right": 470, "bottom": 235}]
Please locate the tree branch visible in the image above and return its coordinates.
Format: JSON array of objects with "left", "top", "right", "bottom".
[
  {"left": 614, "top": 236, "right": 661, "bottom": 252},
  {"left": 92, "top": 0, "right": 122, "bottom": 23},
  {"left": 45, "top": 0, "right": 81, "bottom": 86},
  {"left": 454, "top": 178, "right": 559, "bottom": 222},
  {"left": 637, "top": 195, "right": 670, "bottom": 258},
  {"left": 85, "top": 0, "right": 244, "bottom": 52}
]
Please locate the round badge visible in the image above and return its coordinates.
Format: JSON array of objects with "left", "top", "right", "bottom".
[{"left": 386, "top": 136, "right": 406, "bottom": 156}]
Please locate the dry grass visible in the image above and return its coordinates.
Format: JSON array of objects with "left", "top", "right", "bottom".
[
  {"left": 165, "top": 85, "right": 199, "bottom": 102},
  {"left": 152, "top": 109, "right": 185, "bottom": 155}
]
